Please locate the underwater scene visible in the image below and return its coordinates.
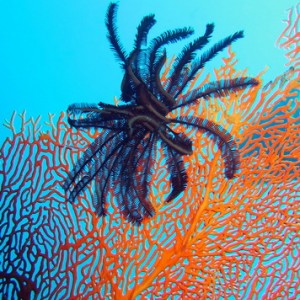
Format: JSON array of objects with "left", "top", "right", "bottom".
[{"left": 0, "top": 1, "right": 299, "bottom": 299}]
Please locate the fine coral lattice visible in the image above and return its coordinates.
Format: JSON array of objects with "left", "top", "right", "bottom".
[{"left": 0, "top": 3, "right": 299, "bottom": 300}]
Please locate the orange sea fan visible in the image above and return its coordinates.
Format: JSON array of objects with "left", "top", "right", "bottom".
[
  {"left": 0, "top": 5, "right": 299, "bottom": 300},
  {"left": 276, "top": 3, "right": 299, "bottom": 69}
]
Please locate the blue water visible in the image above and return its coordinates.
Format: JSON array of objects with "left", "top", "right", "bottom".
[{"left": 0, "top": 0, "right": 297, "bottom": 136}]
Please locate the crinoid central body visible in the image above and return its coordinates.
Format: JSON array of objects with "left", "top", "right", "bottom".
[{"left": 63, "top": 3, "right": 259, "bottom": 224}]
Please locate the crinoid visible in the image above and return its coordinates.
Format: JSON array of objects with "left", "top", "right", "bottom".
[{"left": 63, "top": 3, "right": 259, "bottom": 224}]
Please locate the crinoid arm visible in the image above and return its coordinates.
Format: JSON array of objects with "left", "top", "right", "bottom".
[
  {"left": 111, "top": 129, "right": 157, "bottom": 224},
  {"left": 163, "top": 147, "right": 188, "bottom": 203},
  {"left": 171, "top": 116, "right": 240, "bottom": 179},
  {"left": 106, "top": 3, "right": 128, "bottom": 66},
  {"left": 64, "top": 125, "right": 158, "bottom": 223},
  {"left": 147, "top": 27, "right": 194, "bottom": 77},
  {"left": 166, "top": 23, "right": 214, "bottom": 93},
  {"left": 63, "top": 130, "right": 126, "bottom": 211},
  {"left": 173, "top": 31, "right": 246, "bottom": 97},
  {"left": 121, "top": 14, "right": 156, "bottom": 101},
  {"left": 64, "top": 2, "right": 259, "bottom": 224},
  {"left": 67, "top": 102, "right": 133, "bottom": 129},
  {"left": 173, "top": 77, "right": 259, "bottom": 109}
]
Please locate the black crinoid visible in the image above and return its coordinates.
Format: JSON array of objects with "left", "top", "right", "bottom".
[{"left": 63, "top": 2, "right": 259, "bottom": 224}]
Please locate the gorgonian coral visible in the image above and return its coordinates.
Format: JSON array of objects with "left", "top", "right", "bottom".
[{"left": 0, "top": 4, "right": 299, "bottom": 299}]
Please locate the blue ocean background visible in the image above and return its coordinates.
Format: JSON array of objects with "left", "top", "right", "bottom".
[
  {"left": 0, "top": 1, "right": 298, "bottom": 299},
  {"left": 0, "top": 0, "right": 297, "bottom": 136}
]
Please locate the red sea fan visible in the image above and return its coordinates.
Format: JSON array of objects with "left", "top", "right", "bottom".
[{"left": 0, "top": 5, "right": 299, "bottom": 300}]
